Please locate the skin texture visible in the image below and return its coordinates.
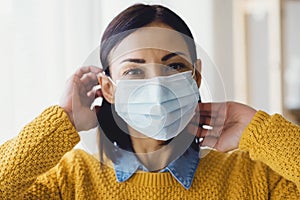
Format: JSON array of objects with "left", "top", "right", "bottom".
[
  {"left": 191, "top": 102, "right": 256, "bottom": 152},
  {"left": 59, "top": 66, "right": 102, "bottom": 131}
]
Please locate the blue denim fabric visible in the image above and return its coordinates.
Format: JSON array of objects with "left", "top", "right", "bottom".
[{"left": 113, "top": 145, "right": 200, "bottom": 189}]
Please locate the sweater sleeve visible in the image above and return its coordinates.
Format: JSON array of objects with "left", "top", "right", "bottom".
[
  {"left": 0, "top": 106, "right": 80, "bottom": 199},
  {"left": 239, "top": 111, "right": 300, "bottom": 193}
]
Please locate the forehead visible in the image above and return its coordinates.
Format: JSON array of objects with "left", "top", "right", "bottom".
[{"left": 109, "top": 27, "right": 191, "bottom": 63}]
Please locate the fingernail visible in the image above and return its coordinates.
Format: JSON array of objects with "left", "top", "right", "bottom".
[
  {"left": 97, "top": 72, "right": 105, "bottom": 78},
  {"left": 92, "top": 85, "right": 101, "bottom": 91},
  {"left": 202, "top": 125, "right": 213, "bottom": 130},
  {"left": 90, "top": 97, "right": 103, "bottom": 110}
]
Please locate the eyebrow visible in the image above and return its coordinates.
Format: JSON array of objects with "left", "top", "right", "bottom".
[
  {"left": 120, "top": 58, "right": 145, "bottom": 64},
  {"left": 161, "top": 52, "right": 187, "bottom": 61},
  {"left": 120, "top": 52, "right": 187, "bottom": 64}
]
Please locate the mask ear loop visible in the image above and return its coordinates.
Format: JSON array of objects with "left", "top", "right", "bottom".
[
  {"left": 98, "top": 71, "right": 117, "bottom": 86},
  {"left": 192, "top": 63, "right": 196, "bottom": 78},
  {"left": 90, "top": 72, "right": 117, "bottom": 110},
  {"left": 108, "top": 77, "right": 117, "bottom": 87},
  {"left": 90, "top": 83, "right": 103, "bottom": 110}
]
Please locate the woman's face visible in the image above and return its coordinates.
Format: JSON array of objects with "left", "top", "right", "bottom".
[{"left": 102, "top": 22, "right": 201, "bottom": 104}]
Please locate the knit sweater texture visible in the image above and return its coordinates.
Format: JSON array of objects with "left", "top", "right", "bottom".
[{"left": 0, "top": 106, "right": 299, "bottom": 199}]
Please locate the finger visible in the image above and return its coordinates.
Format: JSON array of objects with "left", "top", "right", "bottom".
[
  {"left": 213, "top": 141, "right": 231, "bottom": 152},
  {"left": 190, "top": 114, "right": 226, "bottom": 135},
  {"left": 87, "top": 89, "right": 96, "bottom": 98},
  {"left": 186, "top": 122, "right": 201, "bottom": 137},
  {"left": 199, "top": 125, "right": 222, "bottom": 138},
  {"left": 190, "top": 115, "right": 213, "bottom": 125},
  {"left": 188, "top": 115, "right": 214, "bottom": 137},
  {"left": 201, "top": 126, "right": 240, "bottom": 152},
  {"left": 202, "top": 115, "right": 226, "bottom": 129},
  {"left": 190, "top": 117, "right": 224, "bottom": 130},
  {"left": 75, "top": 66, "right": 102, "bottom": 78},
  {"left": 80, "top": 72, "right": 99, "bottom": 91},
  {"left": 192, "top": 110, "right": 226, "bottom": 126},
  {"left": 87, "top": 86, "right": 103, "bottom": 97},
  {"left": 198, "top": 102, "right": 222, "bottom": 112},
  {"left": 201, "top": 135, "right": 218, "bottom": 149},
  {"left": 71, "top": 76, "right": 82, "bottom": 120},
  {"left": 190, "top": 109, "right": 214, "bottom": 125},
  {"left": 198, "top": 102, "right": 227, "bottom": 118},
  {"left": 215, "top": 124, "right": 245, "bottom": 152},
  {"left": 213, "top": 135, "right": 237, "bottom": 152},
  {"left": 199, "top": 116, "right": 213, "bottom": 126},
  {"left": 186, "top": 121, "right": 215, "bottom": 138}
]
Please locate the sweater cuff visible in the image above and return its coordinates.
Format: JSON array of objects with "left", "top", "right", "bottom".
[
  {"left": 238, "top": 110, "right": 270, "bottom": 153},
  {"left": 42, "top": 105, "right": 80, "bottom": 146}
]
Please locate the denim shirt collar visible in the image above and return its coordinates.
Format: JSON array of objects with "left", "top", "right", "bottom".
[{"left": 113, "top": 145, "right": 200, "bottom": 189}]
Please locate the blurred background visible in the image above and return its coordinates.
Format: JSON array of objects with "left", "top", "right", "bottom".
[{"left": 0, "top": 0, "right": 299, "bottom": 145}]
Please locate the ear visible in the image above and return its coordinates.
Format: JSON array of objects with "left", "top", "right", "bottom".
[
  {"left": 99, "top": 75, "right": 115, "bottom": 104},
  {"left": 194, "top": 59, "right": 202, "bottom": 87}
]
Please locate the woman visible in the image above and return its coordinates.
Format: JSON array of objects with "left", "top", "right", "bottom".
[{"left": 0, "top": 4, "right": 299, "bottom": 199}]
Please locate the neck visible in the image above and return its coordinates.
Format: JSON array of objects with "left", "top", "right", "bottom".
[{"left": 128, "top": 126, "right": 173, "bottom": 171}]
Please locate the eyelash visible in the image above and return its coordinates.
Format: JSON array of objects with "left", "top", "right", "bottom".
[
  {"left": 122, "top": 62, "right": 188, "bottom": 77},
  {"left": 123, "top": 67, "right": 143, "bottom": 76},
  {"left": 167, "top": 62, "right": 187, "bottom": 70}
]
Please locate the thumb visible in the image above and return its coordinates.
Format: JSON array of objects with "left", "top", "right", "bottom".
[
  {"left": 72, "top": 76, "right": 83, "bottom": 129},
  {"left": 214, "top": 126, "right": 243, "bottom": 152}
]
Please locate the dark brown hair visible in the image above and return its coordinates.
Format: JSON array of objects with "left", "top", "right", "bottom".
[
  {"left": 97, "top": 4, "right": 199, "bottom": 158},
  {"left": 100, "top": 4, "right": 197, "bottom": 73}
]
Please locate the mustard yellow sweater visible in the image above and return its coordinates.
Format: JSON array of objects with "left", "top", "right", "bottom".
[{"left": 0, "top": 106, "right": 299, "bottom": 199}]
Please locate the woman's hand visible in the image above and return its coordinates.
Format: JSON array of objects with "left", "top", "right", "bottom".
[
  {"left": 190, "top": 102, "right": 257, "bottom": 152},
  {"left": 59, "top": 66, "right": 102, "bottom": 131}
]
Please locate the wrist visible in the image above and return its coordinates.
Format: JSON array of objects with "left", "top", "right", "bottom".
[{"left": 61, "top": 107, "right": 75, "bottom": 127}]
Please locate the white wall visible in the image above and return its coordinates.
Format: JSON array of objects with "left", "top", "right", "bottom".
[
  {"left": 284, "top": 1, "right": 300, "bottom": 110},
  {"left": 0, "top": 0, "right": 233, "bottom": 145},
  {"left": 0, "top": 0, "right": 103, "bottom": 144}
]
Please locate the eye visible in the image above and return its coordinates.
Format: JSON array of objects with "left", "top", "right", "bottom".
[
  {"left": 122, "top": 68, "right": 144, "bottom": 77},
  {"left": 167, "top": 63, "right": 188, "bottom": 72}
]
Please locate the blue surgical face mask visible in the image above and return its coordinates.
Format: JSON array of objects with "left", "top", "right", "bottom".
[{"left": 114, "top": 70, "right": 199, "bottom": 141}]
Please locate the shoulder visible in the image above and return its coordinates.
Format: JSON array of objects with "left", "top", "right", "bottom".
[
  {"left": 196, "top": 149, "right": 282, "bottom": 187},
  {"left": 54, "top": 149, "right": 115, "bottom": 186},
  {"left": 58, "top": 149, "right": 101, "bottom": 170},
  {"left": 200, "top": 149, "right": 270, "bottom": 172},
  {"left": 57, "top": 149, "right": 114, "bottom": 175}
]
